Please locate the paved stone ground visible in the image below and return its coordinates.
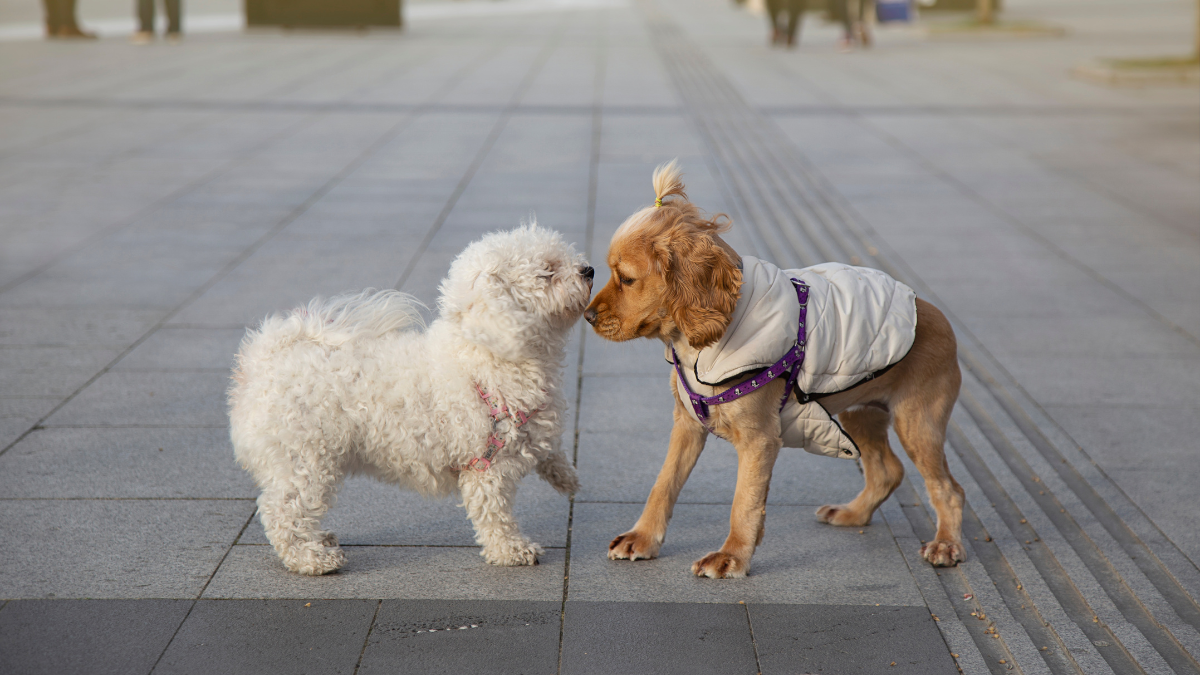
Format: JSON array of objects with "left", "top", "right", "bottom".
[{"left": 0, "top": 0, "right": 1197, "bottom": 673}]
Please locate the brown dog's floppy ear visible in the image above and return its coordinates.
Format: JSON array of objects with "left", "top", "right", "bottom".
[{"left": 662, "top": 225, "right": 741, "bottom": 349}]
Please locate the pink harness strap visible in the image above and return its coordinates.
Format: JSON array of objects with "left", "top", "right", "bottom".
[{"left": 457, "top": 384, "right": 537, "bottom": 472}]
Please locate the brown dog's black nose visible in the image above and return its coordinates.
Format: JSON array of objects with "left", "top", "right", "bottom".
[
  {"left": 584, "top": 308, "right": 597, "bottom": 324},
  {"left": 581, "top": 266, "right": 594, "bottom": 281}
]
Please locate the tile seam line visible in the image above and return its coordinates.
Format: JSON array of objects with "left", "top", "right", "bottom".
[
  {"left": 352, "top": 599, "right": 383, "bottom": 675},
  {"left": 0, "top": 106, "right": 424, "bottom": 461},
  {"left": 559, "top": 22, "right": 605, "bottom": 674},
  {"left": 391, "top": 25, "right": 565, "bottom": 292},
  {"left": 146, "top": 507, "right": 256, "bottom": 675}
]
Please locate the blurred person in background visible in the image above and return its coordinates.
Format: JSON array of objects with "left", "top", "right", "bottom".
[
  {"left": 831, "top": 0, "right": 872, "bottom": 50},
  {"left": 42, "top": 0, "right": 97, "bottom": 38},
  {"left": 765, "top": 0, "right": 805, "bottom": 47},
  {"left": 131, "top": 0, "right": 182, "bottom": 44}
]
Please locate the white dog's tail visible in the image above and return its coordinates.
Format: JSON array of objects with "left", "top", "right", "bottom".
[{"left": 255, "top": 289, "right": 427, "bottom": 349}]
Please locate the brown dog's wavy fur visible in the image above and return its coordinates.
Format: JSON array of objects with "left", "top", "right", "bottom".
[{"left": 585, "top": 161, "right": 966, "bottom": 578}]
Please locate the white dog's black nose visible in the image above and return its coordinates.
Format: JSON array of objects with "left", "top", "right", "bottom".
[{"left": 581, "top": 266, "right": 594, "bottom": 281}]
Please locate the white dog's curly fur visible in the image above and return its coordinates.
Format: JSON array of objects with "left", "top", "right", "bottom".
[{"left": 229, "top": 225, "right": 591, "bottom": 575}]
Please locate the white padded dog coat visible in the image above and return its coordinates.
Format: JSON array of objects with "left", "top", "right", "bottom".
[{"left": 670, "top": 256, "right": 917, "bottom": 459}]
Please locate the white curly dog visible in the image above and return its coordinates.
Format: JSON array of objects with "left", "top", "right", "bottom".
[{"left": 229, "top": 225, "right": 592, "bottom": 575}]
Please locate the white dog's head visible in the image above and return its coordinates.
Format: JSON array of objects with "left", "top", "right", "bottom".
[{"left": 439, "top": 224, "right": 593, "bottom": 361}]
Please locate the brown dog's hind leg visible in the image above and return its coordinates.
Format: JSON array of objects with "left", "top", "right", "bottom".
[
  {"left": 893, "top": 300, "right": 966, "bottom": 567},
  {"left": 817, "top": 406, "right": 904, "bottom": 527}
]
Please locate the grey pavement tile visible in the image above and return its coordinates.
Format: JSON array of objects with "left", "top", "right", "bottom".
[
  {"left": 750, "top": 604, "right": 957, "bottom": 675},
  {"left": 154, "top": 599, "right": 377, "bottom": 675},
  {"left": 1102, "top": 468, "right": 1200, "bottom": 567},
  {"left": 238, "top": 475, "right": 570, "bottom": 547},
  {"left": 577, "top": 374, "right": 676, "bottom": 433},
  {"left": 169, "top": 237, "right": 411, "bottom": 327},
  {"left": 0, "top": 345, "right": 122, "bottom": 398},
  {"left": 0, "top": 308, "right": 162, "bottom": 347},
  {"left": 358, "top": 600, "right": 561, "bottom": 675},
  {"left": 997, "top": 354, "right": 1200, "bottom": 405},
  {"left": 0, "top": 396, "right": 58, "bottom": 450},
  {"left": 598, "top": 114, "right": 704, "bottom": 160},
  {"left": 0, "top": 427, "right": 254, "bottom": 499},
  {"left": 567, "top": 502, "right": 924, "bottom": 606},
  {"left": 203, "top": 546, "right": 566, "bottom": 601},
  {"left": 43, "top": 371, "right": 229, "bottom": 428},
  {"left": 959, "top": 313, "right": 1200, "bottom": 358},
  {"left": 0, "top": 499, "right": 254, "bottom": 599},
  {"left": 560, "top": 601, "right": 758, "bottom": 675},
  {"left": 577, "top": 429, "right": 867, "bottom": 506},
  {"left": 0, "top": 599, "right": 191, "bottom": 675},
  {"left": 113, "top": 327, "right": 246, "bottom": 372},
  {"left": 1042, "top": 403, "right": 1200, "bottom": 471}
]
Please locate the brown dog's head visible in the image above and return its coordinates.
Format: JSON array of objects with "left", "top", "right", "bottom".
[{"left": 584, "top": 161, "right": 741, "bottom": 349}]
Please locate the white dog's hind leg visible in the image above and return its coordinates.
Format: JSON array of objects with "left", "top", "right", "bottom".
[
  {"left": 459, "top": 470, "right": 543, "bottom": 566},
  {"left": 536, "top": 451, "right": 579, "bottom": 496},
  {"left": 257, "top": 461, "right": 347, "bottom": 576}
]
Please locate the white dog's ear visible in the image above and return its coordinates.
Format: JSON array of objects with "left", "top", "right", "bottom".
[{"left": 457, "top": 275, "right": 537, "bottom": 361}]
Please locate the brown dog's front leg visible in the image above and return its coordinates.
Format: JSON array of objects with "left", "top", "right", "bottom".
[
  {"left": 609, "top": 386, "right": 708, "bottom": 562},
  {"left": 692, "top": 429, "right": 782, "bottom": 578}
]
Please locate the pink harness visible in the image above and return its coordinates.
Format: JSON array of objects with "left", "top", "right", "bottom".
[{"left": 455, "top": 384, "right": 537, "bottom": 472}]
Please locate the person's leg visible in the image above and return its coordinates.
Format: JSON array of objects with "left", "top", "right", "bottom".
[
  {"left": 42, "top": 0, "right": 64, "bottom": 36},
  {"left": 56, "top": 0, "right": 95, "bottom": 38},
  {"left": 764, "top": 0, "right": 783, "bottom": 44},
  {"left": 856, "top": 0, "right": 873, "bottom": 47},
  {"left": 165, "top": 0, "right": 182, "bottom": 35},
  {"left": 831, "top": 0, "right": 853, "bottom": 49},
  {"left": 137, "top": 0, "right": 155, "bottom": 33},
  {"left": 784, "top": 0, "right": 806, "bottom": 46}
]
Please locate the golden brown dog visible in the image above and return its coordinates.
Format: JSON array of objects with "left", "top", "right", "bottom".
[{"left": 584, "top": 163, "right": 965, "bottom": 578}]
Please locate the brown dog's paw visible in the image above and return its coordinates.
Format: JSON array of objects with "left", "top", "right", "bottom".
[
  {"left": 608, "top": 531, "right": 661, "bottom": 561},
  {"left": 920, "top": 539, "right": 965, "bottom": 567},
  {"left": 815, "top": 504, "right": 871, "bottom": 527},
  {"left": 691, "top": 551, "right": 748, "bottom": 578}
]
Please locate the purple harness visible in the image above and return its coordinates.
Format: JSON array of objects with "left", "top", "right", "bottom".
[{"left": 672, "top": 279, "right": 809, "bottom": 426}]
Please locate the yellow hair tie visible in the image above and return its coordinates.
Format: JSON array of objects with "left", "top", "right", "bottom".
[{"left": 655, "top": 197, "right": 663, "bottom": 208}]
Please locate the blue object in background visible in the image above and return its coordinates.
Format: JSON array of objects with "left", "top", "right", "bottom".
[{"left": 876, "top": 0, "right": 911, "bottom": 22}]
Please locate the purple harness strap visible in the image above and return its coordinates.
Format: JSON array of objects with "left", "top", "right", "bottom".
[{"left": 672, "top": 279, "right": 809, "bottom": 426}]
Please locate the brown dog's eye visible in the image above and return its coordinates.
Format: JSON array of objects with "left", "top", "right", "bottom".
[{"left": 620, "top": 276, "right": 634, "bottom": 286}]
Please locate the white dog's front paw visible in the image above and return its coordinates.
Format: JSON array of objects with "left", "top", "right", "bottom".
[
  {"left": 482, "top": 539, "right": 544, "bottom": 566},
  {"left": 279, "top": 540, "right": 347, "bottom": 576}
]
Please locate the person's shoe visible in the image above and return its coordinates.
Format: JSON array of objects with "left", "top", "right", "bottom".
[
  {"left": 165, "top": 31, "right": 183, "bottom": 43},
  {"left": 131, "top": 30, "right": 154, "bottom": 45},
  {"left": 785, "top": 32, "right": 797, "bottom": 48},
  {"left": 57, "top": 25, "right": 98, "bottom": 39},
  {"left": 770, "top": 27, "right": 782, "bottom": 45},
  {"left": 837, "top": 36, "right": 853, "bottom": 52}
]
